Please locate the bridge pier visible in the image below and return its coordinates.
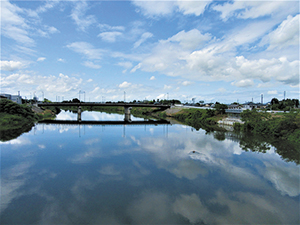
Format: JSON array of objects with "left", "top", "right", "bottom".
[
  {"left": 124, "top": 106, "right": 132, "bottom": 122},
  {"left": 78, "top": 106, "right": 82, "bottom": 121}
]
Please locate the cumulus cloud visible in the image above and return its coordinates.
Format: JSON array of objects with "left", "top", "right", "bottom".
[
  {"left": 0, "top": 60, "right": 26, "bottom": 71},
  {"left": 1, "top": 72, "right": 83, "bottom": 99},
  {"left": 119, "top": 81, "right": 132, "bottom": 88},
  {"left": 231, "top": 79, "right": 254, "bottom": 87},
  {"left": 131, "top": 25, "right": 299, "bottom": 87},
  {"left": 150, "top": 76, "right": 155, "bottom": 80}
]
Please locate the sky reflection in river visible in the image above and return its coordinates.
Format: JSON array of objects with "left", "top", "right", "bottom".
[{"left": 1, "top": 112, "right": 299, "bottom": 224}]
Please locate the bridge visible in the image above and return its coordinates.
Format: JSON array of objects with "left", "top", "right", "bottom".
[
  {"left": 37, "top": 102, "right": 171, "bottom": 122},
  {"left": 225, "top": 109, "right": 244, "bottom": 119}
]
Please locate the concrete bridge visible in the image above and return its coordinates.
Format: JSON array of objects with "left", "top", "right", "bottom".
[
  {"left": 225, "top": 109, "right": 244, "bottom": 119},
  {"left": 37, "top": 102, "right": 171, "bottom": 122}
]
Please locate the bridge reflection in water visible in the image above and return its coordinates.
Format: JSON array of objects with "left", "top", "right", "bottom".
[
  {"left": 38, "top": 119, "right": 171, "bottom": 137},
  {"left": 39, "top": 119, "right": 171, "bottom": 125}
]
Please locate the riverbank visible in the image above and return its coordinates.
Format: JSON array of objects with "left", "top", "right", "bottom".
[{"left": 0, "top": 99, "right": 57, "bottom": 141}]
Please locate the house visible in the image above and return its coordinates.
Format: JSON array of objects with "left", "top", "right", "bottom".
[
  {"left": 242, "top": 102, "right": 266, "bottom": 110},
  {"left": 228, "top": 104, "right": 242, "bottom": 110},
  {"left": 0, "top": 93, "right": 22, "bottom": 104}
]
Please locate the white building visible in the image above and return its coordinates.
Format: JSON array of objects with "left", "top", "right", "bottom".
[{"left": 0, "top": 93, "right": 22, "bottom": 104}]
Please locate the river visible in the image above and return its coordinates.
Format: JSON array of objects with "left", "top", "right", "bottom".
[{"left": 1, "top": 111, "right": 299, "bottom": 224}]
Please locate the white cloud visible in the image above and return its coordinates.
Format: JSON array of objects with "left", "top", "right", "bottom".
[
  {"left": 118, "top": 61, "right": 133, "bottom": 69},
  {"left": 177, "top": 0, "right": 212, "bottom": 16},
  {"left": 132, "top": 0, "right": 212, "bottom": 17},
  {"left": 267, "top": 90, "right": 278, "bottom": 95},
  {"left": 150, "top": 76, "right": 156, "bottom": 80},
  {"left": 1, "top": 0, "right": 60, "bottom": 46},
  {"left": 156, "top": 93, "right": 166, "bottom": 99},
  {"left": 1, "top": 72, "right": 83, "bottom": 100},
  {"left": 131, "top": 25, "right": 299, "bottom": 87},
  {"left": 164, "top": 85, "right": 172, "bottom": 90},
  {"left": 71, "top": 0, "right": 96, "bottom": 32},
  {"left": 57, "top": 58, "right": 65, "bottom": 63},
  {"left": 264, "top": 14, "right": 299, "bottom": 50},
  {"left": 119, "top": 81, "right": 132, "bottom": 88},
  {"left": 181, "top": 81, "right": 193, "bottom": 86},
  {"left": 1, "top": 0, "right": 34, "bottom": 46},
  {"left": 98, "top": 23, "right": 125, "bottom": 32},
  {"left": 118, "top": 61, "right": 133, "bottom": 73},
  {"left": 37, "top": 57, "right": 46, "bottom": 62},
  {"left": 98, "top": 31, "right": 123, "bottom": 42},
  {"left": 134, "top": 32, "right": 153, "bottom": 48},
  {"left": 0, "top": 60, "right": 26, "bottom": 71},
  {"left": 132, "top": 1, "right": 176, "bottom": 17},
  {"left": 212, "top": 1, "right": 297, "bottom": 21},
  {"left": 168, "top": 29, "right": 211, "bottom": 50},
  {"left": 83, "top": 61, "right": 101, "bottom": 69},
  {"left": 218, "top": 88, "right": 227, "bottom": 93},
  {"left": 231, "top": 79, "right": 254, "bottom": 87},
  {"left": 66, "top": 42, "right": 103, "bottom": 60},
  {"left": 91, "top": 87, "right": 99, "bottom": 93},
  {"left": 46, "top": 26, "right": 59, "bottom": 34}
]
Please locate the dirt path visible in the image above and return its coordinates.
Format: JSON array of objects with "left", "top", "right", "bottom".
[{"left": 164, "top": 106, "right": 183, "bottom": 116}]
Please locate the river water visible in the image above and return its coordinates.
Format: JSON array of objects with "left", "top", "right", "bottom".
[{"left": 1, "top": 111, "right": 299, "bottom": 224}]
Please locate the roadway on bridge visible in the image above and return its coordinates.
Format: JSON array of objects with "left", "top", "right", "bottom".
[
  {"left": 38, "top": 102, "right": 171, "bottom": 109},
  {"left": 39, "top": 119, "right": 171, "bottom": 126}
]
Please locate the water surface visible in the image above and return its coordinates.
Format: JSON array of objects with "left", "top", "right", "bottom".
[{"left": 1, "top": 111, "right": 299, "bottom": 224}]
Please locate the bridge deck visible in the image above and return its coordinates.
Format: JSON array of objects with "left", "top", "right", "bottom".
[{"left": 38, "top": 102, "right": 170, "bottom": 109}]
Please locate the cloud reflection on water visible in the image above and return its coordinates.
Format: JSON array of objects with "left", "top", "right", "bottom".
[{"left": 0, "top": 119, "right": 299, "bottom": 224}]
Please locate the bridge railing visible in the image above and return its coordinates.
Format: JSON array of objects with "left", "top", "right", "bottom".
[{"left": 225, "top": 109, "right": 244, "bottom": 114}]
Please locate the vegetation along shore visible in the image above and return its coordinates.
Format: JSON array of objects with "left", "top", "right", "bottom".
[
  {"left": 1, "top": 98, "right": 300, "bottom": 147},
  {"left": 0, "top": 99, "right": 58, "bottom": 141}
]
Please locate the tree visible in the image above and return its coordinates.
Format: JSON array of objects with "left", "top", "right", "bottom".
[
  {"left": 72, "top": 98, "right": 80, "bottom": 103},
  {"left": 214, "top": 102, "right": 228, "bottom": 115},
  {"left": 271, "top": 98, "right": 279, "bottom": 105}
]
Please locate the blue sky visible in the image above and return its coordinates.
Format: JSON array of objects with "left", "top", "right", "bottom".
[{"left": 1, "top": 0, "right": 299, "bottom": 103}]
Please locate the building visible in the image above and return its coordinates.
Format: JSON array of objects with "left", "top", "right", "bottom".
[
  {"left": 0, "top": 93, "right": 22, "bottom": 104},
  {"left": 228, "top": 104, "right": 243, "bottom": 110},
  {"left": 242, "top": 102, "right": 266, "bottom": 110}
]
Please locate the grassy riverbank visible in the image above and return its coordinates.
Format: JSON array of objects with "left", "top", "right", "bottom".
[
  {"left": 154, "top": 107, "right": 226, "bottom": 131},
  {"left": 0, "top": 99, "right": 56, "bottom": 141},
  {"left": 233, "top": 109, "right": 300, "bottom": 144}
]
